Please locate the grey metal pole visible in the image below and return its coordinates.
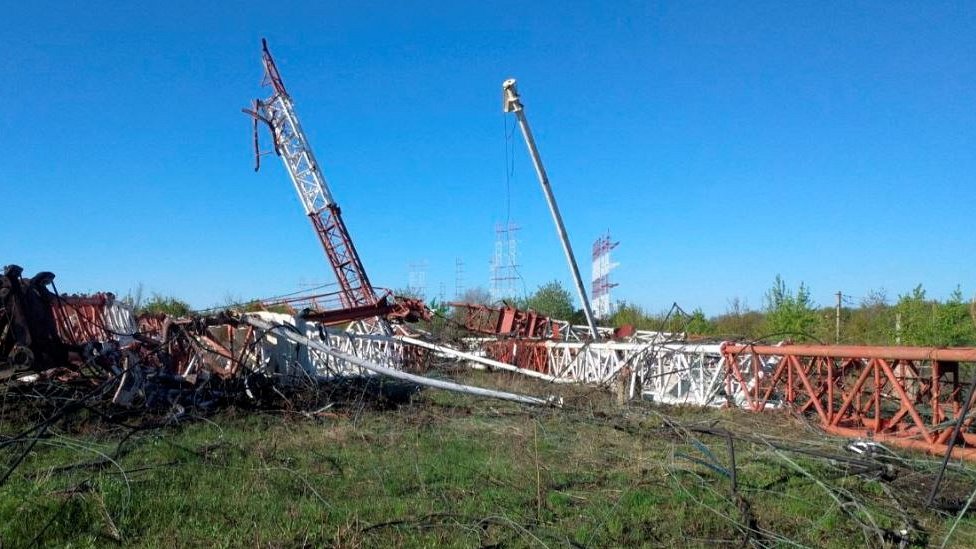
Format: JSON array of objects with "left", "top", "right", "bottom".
[
  {"left": 835, "top": 291, "right": 842, "bottom": 344},
  {"left": 502, "top": 78, "right": 601, "bottom": 340}
]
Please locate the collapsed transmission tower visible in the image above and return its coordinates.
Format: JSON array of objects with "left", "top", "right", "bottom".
[
  {"left": 243, "top": 40, "right": 426, "bottom": 325},
  {"left": 244, "top": 39, "right": 376, "bottom": 311}
]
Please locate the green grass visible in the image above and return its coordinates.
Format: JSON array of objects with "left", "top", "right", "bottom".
[{"left": 3, "top": 371, "right": 976, "bottom": 547}]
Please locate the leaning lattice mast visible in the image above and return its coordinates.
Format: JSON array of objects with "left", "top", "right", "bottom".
[{"left": 244, "top": 39, "right": 377, "bottom": 311}]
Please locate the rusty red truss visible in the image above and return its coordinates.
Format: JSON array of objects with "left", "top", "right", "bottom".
[
  {"left": 449, "top": 302, "right": 557, "bottom": 339},
  {"left": 261, "top": 289, "right": 430, "bottom": 325},
  {"left": 483, "top": 339, "right": 550, "bottom": 374},
  {"left": 722, "top": 343, "right": 976, "bottom": 460}
]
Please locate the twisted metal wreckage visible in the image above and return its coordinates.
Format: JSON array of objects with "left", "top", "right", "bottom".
[
  {"left": 6, "top": 264, "right": 976, "bottom": 462},
  {"left": 4, "top": 38, "right": 976, "bottom": 467},
  {"left": 0, "top": 265, "right": 551, "bottom": 408}
]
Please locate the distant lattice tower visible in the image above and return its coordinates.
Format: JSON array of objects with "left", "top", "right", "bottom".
[
  {"left": 591, "top": 233, "right": 619, "bottom": 318},
  {"left": 490, "top": 222, "right": 520, "bottom": 302},
  {"left": 408, "top": 260, "right": 428, "bottom": 300},
  {"left": 454, "top": 258, "right": 465, "bottom": 299}
]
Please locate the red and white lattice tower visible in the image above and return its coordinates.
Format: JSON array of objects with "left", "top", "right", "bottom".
[
  {"left": 244, "top": 39, "right": 378, "bottom": 311},
  {"left": 591, "top": 233, "right": 619, "bottom": 318}
]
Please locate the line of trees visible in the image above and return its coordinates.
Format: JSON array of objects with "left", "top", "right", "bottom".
[
  {"left": 127, "top": 275, "right": 976, "bottom": 347},
  {"left": 509, "top": 277, "right": 976, "bottom": 347}
]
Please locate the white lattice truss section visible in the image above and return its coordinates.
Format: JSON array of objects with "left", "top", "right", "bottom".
[
  {"left": 245, "top": 313, "right": 406, "bottom": 380},
  {"left": 241, "top": 313, "right": 771, "bottom": 408},
  {"left": 544, "top": 341, "right": 732, "bottom": 405},
  {"left": 456, "top": 337, "right": 765, "bottom": 407}
]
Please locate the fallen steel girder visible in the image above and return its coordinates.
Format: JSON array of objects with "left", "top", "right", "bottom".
[
  {"left": 243, "top": 315, "right": 555, "bottom": 406},
  {"left": 261, "top": 290, "right": 431, "bottom": 326},
  {"left": 721, "top": 342, "right": 976, "bottom": 460}
]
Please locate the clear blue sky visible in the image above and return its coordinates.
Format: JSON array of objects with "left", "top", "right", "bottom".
[{"left": 2, "top": 1, "right": 974, "bottom": 315}]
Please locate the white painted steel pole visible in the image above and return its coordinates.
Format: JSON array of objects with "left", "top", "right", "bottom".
[{"left": 502, "top": 79, "right": 600, "bottom": 341}]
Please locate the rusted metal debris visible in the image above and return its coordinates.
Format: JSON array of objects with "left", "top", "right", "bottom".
[
  {"left": 261, "top": 289, "right": 430, "bottom": 325},
  {"left": 0, "top": 265, "right": 341, "bottom": 407},
  {"left": 1, "top": 265, "right": 143, "bottom": 379},
  {"left": 449, "top": 302, "right": 558, "bottom": 339}
]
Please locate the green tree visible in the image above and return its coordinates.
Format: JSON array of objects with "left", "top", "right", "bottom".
[
  {"left": 842, "top": 289, "right": 893, "bottom": 344},
  {"left": 685, "top": 308, "right": 715, "bottom": 336},
  {"left": 761, "top": 275, "right": 820, "bottom": 341},
  {"left": 894, "top": 285, "right": 976, "bottom": 346},
  {"left": 523, "top": 280, "right": 575, "bottom": 320},
  {"left": 140, "top": 293, "right": 191, "bottom": 317},
  {"left": 609, "top": 301, "right": 653, "bottom": 330},
  {"left": 892, "top": 284, "right": 933, "bottom": 345},
  {"left": 932, "top": 288, "right": 976, "bottom": 346}
]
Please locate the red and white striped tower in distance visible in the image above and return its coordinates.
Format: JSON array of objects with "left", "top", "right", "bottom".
[{"left": 591, "top": 233, "right": 619, "bottom": 318}]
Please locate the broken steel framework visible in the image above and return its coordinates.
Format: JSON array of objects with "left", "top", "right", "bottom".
[
  {"left": 244, "top": 315, "right": 555, "bottom": 406},
  {"left": 1, "top": 265, "right": 560, "bottom": 410},
  {"left": 476, "top": 338, "right": 725, "bottom": 402}
]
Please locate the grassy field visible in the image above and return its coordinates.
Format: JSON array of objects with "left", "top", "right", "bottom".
[{"left": 2, "top": 370, "right": 976, "bottom": 548}]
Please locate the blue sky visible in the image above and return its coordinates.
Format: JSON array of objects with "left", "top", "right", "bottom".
[{"left": 1, "top": 1, "right": 974, "bottom": 315}]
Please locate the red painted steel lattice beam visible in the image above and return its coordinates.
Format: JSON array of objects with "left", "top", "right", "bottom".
[
  {"left": 721, "top": 342, "right": 976, "bottom": 460},
  {"left": 483, "top": 339, "right": 549, "bottom": 374}
]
